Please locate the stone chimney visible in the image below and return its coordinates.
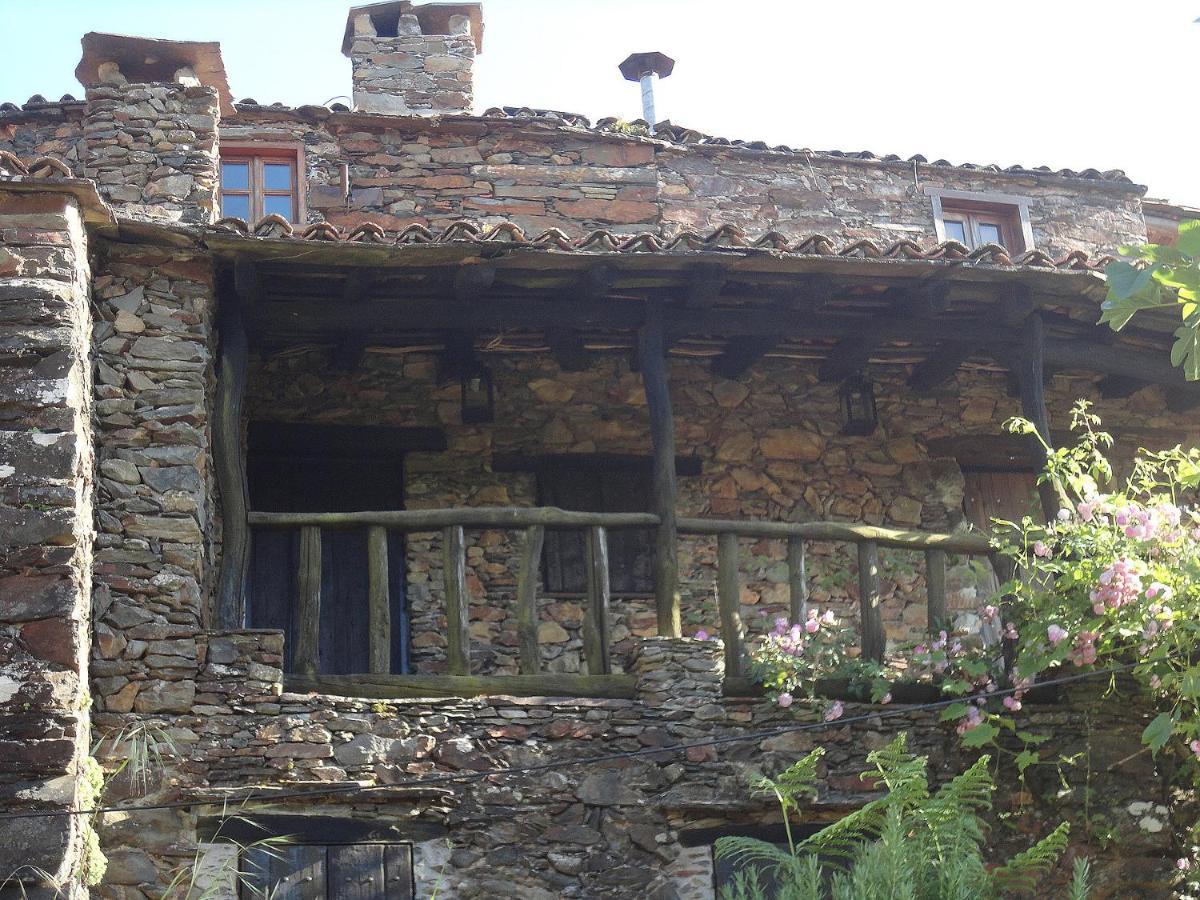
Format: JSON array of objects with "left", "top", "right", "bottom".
[{"left": 342, "top": 2, "right": 483, "bottom": 116}]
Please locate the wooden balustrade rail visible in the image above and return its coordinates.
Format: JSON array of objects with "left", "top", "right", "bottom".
[
  {"left": 677, "top": 517, "right": 993, "bottom": 672},
  {"left": 250, "top": 507, "right": 657, "bottom": 680},
  {"left": 254, "top": 507, "right": 993, "bottom": 689}
]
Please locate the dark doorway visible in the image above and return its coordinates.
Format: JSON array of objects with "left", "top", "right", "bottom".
[{"left": 245, "top": 422, "right": 440, "bottom": 675}]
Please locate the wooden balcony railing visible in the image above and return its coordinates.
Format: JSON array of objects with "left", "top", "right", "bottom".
[{"left": 247, "top": 507, "right": 992, "bottom": 699}]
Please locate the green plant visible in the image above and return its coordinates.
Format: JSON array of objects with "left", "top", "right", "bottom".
[
  {"left": 1102, "top": 220, "right": 1200, "bottom": 378},
  {"left": 715, "top": 734, "right": 1077, "bottom": 899}
]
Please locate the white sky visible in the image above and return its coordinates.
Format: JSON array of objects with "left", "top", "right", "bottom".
[{"left": 2, "top": 0, "right": 1197, "bottom": 204}]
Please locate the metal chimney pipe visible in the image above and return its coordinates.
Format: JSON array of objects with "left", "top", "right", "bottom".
[{"left": 619, "top": 52, "right": 674, "bottom": 129}]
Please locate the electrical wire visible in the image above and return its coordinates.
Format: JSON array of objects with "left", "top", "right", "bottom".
[{"left": 0, "top": 656, "right": 1157, "bottom": 822}]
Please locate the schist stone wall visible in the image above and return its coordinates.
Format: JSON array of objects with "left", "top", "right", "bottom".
[
  {"left": 0, "top": 189, "right": 97, "bottom": 894},
  {"left": 347, "top": 8, "right": 477, "bottom": 116},
  {"left": 243, "top": 349, "right": 1200, "bottom": 678},
  {"left": 86, "top": 637, "right": 1180, "bottom": 899}
]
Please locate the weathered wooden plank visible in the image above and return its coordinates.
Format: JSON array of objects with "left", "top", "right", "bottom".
[
  {"left": 787, "top": 535, "right": 808, "bottom": 624},
  {"left": 685, "top": 261, "right": 727, "bottom": 308},
  {"left": 583, "top": 526, "right": 612, "bottom": 675},
  {"left": 858, "top": 540, "right": 884, "bottom": 663},
  {"left": 516, "top": 525, "right": 545, "bottom": 675},
  {"left": 442, "top": 525, "right": 470, "bottom": 676},
  {"left": 328, "top": 844, "right": 384, "bottom": 900},
  {"left": 243, "top": 844, "right": 324, "bottom": 899},
  {"left": 213, "top": 281, "right": 250, "bottom": 630},
  {"left": 453, "top": 262, "right": 496, "bottom": 301},
  {"left": 284, "top": 673, "right": 639, "bottom": 700},
  {"left": 295, "top": 526, "right": 321, "bottom": 677},
  {"left": 367, "top": 525, "right": 391, "bottom": 675},
  {"left": 1013, "top": 313, "right": 1060, "bottom": 519},
  {"left": 638, "top": 301, "right": 682, "bottom": 637},
  {"left": 384, "top": 845, "right": 415, "bottom": 900},
  {"left": 717, "top": 532, "right": 745, "bottom": 678},
  {"left": 925, "top": 548, "right": 947, "bottom": 633},
  {"left": 677, "top": 517, "right": 991, "bottom": 553},
  {"left": 249, "top": 507, "right": 660, "bottom": 531}
]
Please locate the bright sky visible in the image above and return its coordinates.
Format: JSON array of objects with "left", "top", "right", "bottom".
[{"left": 2, "top": 0, "right": 1196, "bottom": 205}]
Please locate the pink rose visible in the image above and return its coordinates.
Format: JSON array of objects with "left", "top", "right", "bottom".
[
  {"left": 777, "top": 692, "right": 793, "bottom": 708},
  {"left": 1047, "top": 624, "right": 1068, "bottom": 645},
  {"left": 805, "top": 618, "right": 820, "bottom": 634},
  {"left": 1003, "top": 696, "right": 1022, "bottom": 711},
  {"left": 824, "top": 700, "right": 844, "bottom": 722},
  {"left": 1191, "top": 739, "right": 1200, "bottom": 758},
  {"left": 1033, "top": 541, "right": 1050, "bottom": 558}
]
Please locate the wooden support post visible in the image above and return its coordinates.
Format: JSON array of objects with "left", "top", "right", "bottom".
[
  {"left": 787, "top": 536, "right": 808, "bottom": 624},
  {"left": 367, "top": 525, "right": 391, "bottom": 675},
  {"left": 925, "top": 548, "right": 947, "bottom": 634},
  {"left": 717, "top": 532, "right": 745, "bottom": 678},
  {"left": 213, "top": 276, "right": 251, "bottom": 629},
  {"left": 442, "top": 525, "right": 470, "bottom": 676},
  {"left": 295, "top": 526, "right": 322, "bottom": 677},
  {"left": 1013, "top": 313, "right": 1060, "bottom": 520},
  {"left": 638, "top": 301, "right": 681, "bottom": 637},
  {"left": 857, "top": 540, "right": 884, "bottom": 663},
  {"left": 516, "top": 525, "right": 545, "bottom": 675},
  {"left": 583, "top": 526, "right": 612, "bottom": 675}
]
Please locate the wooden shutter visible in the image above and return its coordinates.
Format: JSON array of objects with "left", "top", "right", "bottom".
[{"left": 241, "top": 845, "right": 325, "bottom": 899}]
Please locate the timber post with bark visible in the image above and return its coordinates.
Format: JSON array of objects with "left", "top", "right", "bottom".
[{"left": 638, "top": 300, "right": 682, "bottom": 637}]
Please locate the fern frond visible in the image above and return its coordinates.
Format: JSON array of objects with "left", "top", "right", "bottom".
[
  {"left": 714, "top": 836, "right": 796, "bottom": 869},
  {"left": 1068, "top": 856, "right": 1092, "bottom": 900},
  {"left": 991, "top": 821, "right": 1070, "bottom": 893}
]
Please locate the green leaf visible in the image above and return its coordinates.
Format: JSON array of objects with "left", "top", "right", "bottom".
[
  {"left": 1017, "top": 731, "right": 1051, "bottom": 745},
  {"left": 1171, "top": 324, "right": 1200, "bottom": 380},
  {"left": 1178, "top": 220, "right": 1200, "bottom": 258},
  {"left": 940, "top": 702, "right": 970, "bottom": 722},
  {"left": 1105, "top": 260, "right": 1154, "bottom": 300},
  {"left": 1181, "top": 669, "right": 1200, "bottom": 699},
  {"left": 961, "top": 723, "right": 1000, "bottom": 748},
  {"left": 1142, "top": 712, "right": 1175, "bottom": 752},
  {"left": 1099, "top": 288, "right": 1164, "bottom": 331},
  {"left": 1015, "top": 750, "right": 1040, "bottom": 772}
]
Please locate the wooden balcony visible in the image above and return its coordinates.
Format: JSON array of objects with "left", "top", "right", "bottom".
[{"left": 247, "top": 505, "right": 993, "bottom": 699}]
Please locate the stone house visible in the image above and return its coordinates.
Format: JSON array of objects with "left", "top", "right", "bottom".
[{"left": 0, "top": 2, "right": 1196, "bottom": 896}]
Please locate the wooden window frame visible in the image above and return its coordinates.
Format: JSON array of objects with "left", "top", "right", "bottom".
[
  {"left": 220, "top": 142, "right": 306, "bottom": 223},
  {"left": 926, "top": 187, "right": 1034, "bottom": 253}
]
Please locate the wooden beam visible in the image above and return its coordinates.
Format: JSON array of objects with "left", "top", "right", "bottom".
[
  {"left": 515, "top": 525, "right": 545, "bottom": 675},
  {"left": 213, "top": 283, "right": 250, "bottom": 629},
  {"left": 330, "top": 335, "right": 366, "bottom": 370},
  {"left": 367, "top": 525, "right": 391, "bottom": 675},
  {"left": 925, "top": 548, "right": 946, "bottom": 633},
  {"left": 711, "top": 336, "right": 779, "bottom": 379},
  {"left": 1012, "top": 314, "right": 1060, "bottom": 519},
  {"left": 442, "top": 525, "right": 470, "bottom": 676},
  {"left": 251, "top": 507, "right": 660, "bottom": 531},
  {"left": 583, "top": 526, "right": 612, "bottom": 676},
  {"left": 572, "top": 262, "right": 619, "bottom": 301},
  {"left": 341, "top": 269, "right": 369, "bottom": 305},
  {"left": 677, "top": 517, "right": 992, "bottom": 554},
  {"left": 685, "top": 262, "right": 727, "bottom": 308},
  {"left": 908, "top": 341, "right": 974, "bottom": 393},
  {"left": 452, "top": 263, "right": 496, "bottom": 302},
  {"left": 545, "top": 327, "right": 590, "bottom": 372},
  {"left": 819, "top": 287, "right": 939, "bottom": 383},
  {"left": 1167, "top": 388, "right": 1200, "bottom": 413},
  {"left": 718, "top": 531, "right": 745, "bottom": 677},
  {"left": 295, "top": 526, "right": 322, "bottom": 677},
  {"left": 285, "top": 673, "right": 638, "bottom": 700},
  {"left": 787, "top": 536, "right": 808, "bottom": 625},
  {"left": 857, "top": 540, "right": 884, "bottom": 663},
  {"left": 638, "top": 301, "right": 682, "bottom": 637}
]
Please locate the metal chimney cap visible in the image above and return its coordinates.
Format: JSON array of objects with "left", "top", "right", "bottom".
[{"left": 619, "top": 51, "right": 674, "bottom": 82}]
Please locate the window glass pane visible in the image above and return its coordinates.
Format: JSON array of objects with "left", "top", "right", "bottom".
[
  {"left": 943, "top": 219, "right": 967, "bottom": 244},
  {"left": 263, "top": 194, "right": 294, "bottom": 221},
  {"left": 220, "top": 193, "right": 250, "bottom": 220},
  {"left": 263, "top": 163, "right": 293, "bottom": 192},
  {"left": 221, "top": 161, "right": 249, "bottom": 190},
  {"left": 977, "top": 222, "right": 1002, "bottom": 246}
]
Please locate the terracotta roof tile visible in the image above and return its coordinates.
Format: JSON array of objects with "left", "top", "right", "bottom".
[{"left": 206, "top": 213, "right": 1116, "bottom": 271}]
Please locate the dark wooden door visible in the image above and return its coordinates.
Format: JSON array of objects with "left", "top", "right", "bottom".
[
  {"left": 242, "top": 844, "right": 413, "bottom": 899},
  {"left": 247, "top": 434, "right": 409, "bottom": 675},
  {"left": 962, "top": 470, "right": 1040, "bottom": 530}
]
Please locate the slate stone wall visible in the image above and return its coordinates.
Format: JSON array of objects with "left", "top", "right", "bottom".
[
  {"left": 87, "top": 635, "right": 1180, "bottom": 899},
  {"left": 0, "top": 189, "right": 96, "bottom": 894}
]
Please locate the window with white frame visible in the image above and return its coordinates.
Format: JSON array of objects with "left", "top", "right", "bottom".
[{"left": 926, "top": 188, "right": 1034, "bottom": 253}]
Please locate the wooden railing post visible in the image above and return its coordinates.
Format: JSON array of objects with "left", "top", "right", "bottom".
[
  {"left": 295, "top": 526, "right": 322, "bottom": 677},
  {"left": 717, "top": 532, "right": 745, "bottom": 677},
  {"left": 442, "top": 525, "right": 470, "bottom": 675},
  {"left": 924, "top": 548, "right": 947, "bottom": 635},
  {"left": 787, "top": 536, "right": 808, "bottom": 624},
  {"left": 367, "top": 525, "right": 391, "bottom": 675},
  {"left": 516, "top": 525, "right": 545, "bottom": 675},
  {"left": 583, "top": 526, "right": 612, "bottom": 675},
  {"left": 857, "top": 540, "right": 884, "bottom": 663}
]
